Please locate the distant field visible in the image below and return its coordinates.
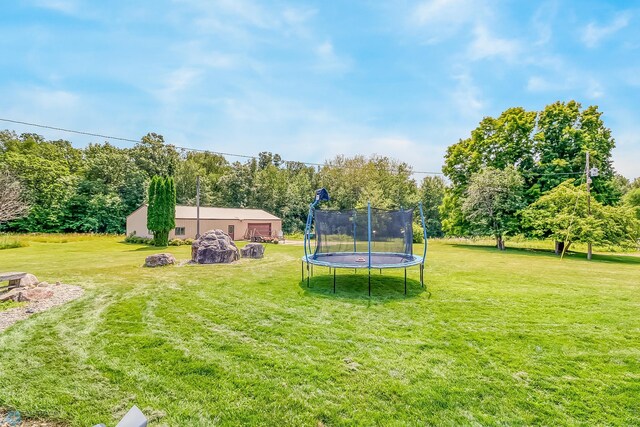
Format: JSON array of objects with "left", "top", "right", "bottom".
[{"left": 0, "top": 236, "right": 638, "bottom": 426}]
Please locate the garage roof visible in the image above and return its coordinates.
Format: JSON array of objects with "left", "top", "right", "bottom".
[{"left": 175, "top": 205, "right": 280, "bottom": 221}]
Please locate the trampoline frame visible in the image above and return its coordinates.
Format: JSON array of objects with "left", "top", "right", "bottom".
[{"left": 302, "top": 195, "right": 428, "bottom": 295}]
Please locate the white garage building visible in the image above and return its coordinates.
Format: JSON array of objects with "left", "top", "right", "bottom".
[{"left": 126, "top": 205, "right": 282, "bottom": 241}]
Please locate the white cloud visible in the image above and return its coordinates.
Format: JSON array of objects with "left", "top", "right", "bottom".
[
  {"left": 314, "top": 41, "right": 352, "bottom": 73},
  {"left": 526, "top": 73, "right": 605, "bottom": 99},
  {"left": 468, "top": 25, "right": 520, "bottom": 61},
  {"left": 586, "top": 79, "right": 604, "bottom": 99},
  {"left": 582, "top": 12, "right": 631, "bottom": 48},
  {"left": 450, "top": 72, "right": 484, "bottom": 118},
  {"left": 531, "top": 0, "right": 559, "bottom": 46},
  {"left": 411, "top": 0, "right": 490, "bottom": 43},
  {"left": 151, "top": 67, "right": 202, "bottom": 105},
  {"left": 177, "top": 0, "right": 316, "bottom": 40},
  {"left": 414, "top": 0, "right": 477, "bottom": 26},
  {"left": 31, "top": 0, "right": 78, "bottom": 14},
  {"left": 526, "top": 76, "right": 564, "bottom": 92}
]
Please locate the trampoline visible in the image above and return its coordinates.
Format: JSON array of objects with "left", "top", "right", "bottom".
[{"left": 301, "top": 188, "right": 427, "bottom": 295}]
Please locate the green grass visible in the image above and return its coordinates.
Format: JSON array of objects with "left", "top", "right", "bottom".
[
  {"left": 0, "top": 235, "right": 29, "bottom": 250},
  {"left": 0, "top": 236, "right": 638, "bottom": 426},
  {"left": 0, "top": 300, "right": 25, "bottom": 312}
]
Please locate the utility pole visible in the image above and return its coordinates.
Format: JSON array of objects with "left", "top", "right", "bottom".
[
  {"left": 196, "top": 175, "right": 201, "bottom": 239},
  {"left": 586, "top": 152, "right": 592, "bottom": 260}
]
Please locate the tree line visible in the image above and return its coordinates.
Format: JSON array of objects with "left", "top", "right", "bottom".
[
  {"left": 1, "top": 100, "right": 639, "bottom": 254},
  {"left": 0, "top": 131, "right": 424, "bottom": 235}
]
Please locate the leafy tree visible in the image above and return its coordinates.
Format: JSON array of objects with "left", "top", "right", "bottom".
[
  {"left": 1, "top": 136, "right": 79, "bottom": 232},
  {"left": 623, "top": 188, "right": 640, "bottom": 220},
  {"left": 174, "top": 151, "right": 229, "bottom": 206},
  {"left": 442, "top": 107, "right": 535, "bottom": 235},
  {"left": 418, "top": 176, "right": 446, "bottom": 237},
  {"left": 522, "top": 180, "right": 639, "bottom": 256},
  {"left": 131, "top": 133, "right": 179, "bottom": 178},
  {"left": 0, "top": 170, "right": 30, "bottom": 223},
  {"left": 461, "top": 167, "right": 525, "bottom": 250},
  {"left": 532, "top": 101, "right": 618, "bottom": 204},
  {"left": 439, "top": 190, "right": 468, "bottom": 236},
  {"left": 319, "top": 155, "right": 417, "bottom": 210},
  {"left": 443, "top": 107, "right": 537, "bottom": 192},
  {"left": 218, "top": 161, "right": 256, "bottom": 208}
]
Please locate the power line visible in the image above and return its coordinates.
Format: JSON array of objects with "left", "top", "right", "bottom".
[
  {"left": 0, "top": 117, "right": 585, "bottom": 177},
  {"left": 2, "top": 117, "right": 449, "bottom": 175},
  {"left": 1, "top": 117, "right": 443, "bottom": 174},
  {"left": 0, "top": 118, "right": 140, "bottom": 144}
]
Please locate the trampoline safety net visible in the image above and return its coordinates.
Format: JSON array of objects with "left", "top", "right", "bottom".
[{"left": 313, "top": 208, "right": 414, "bottom": 259}]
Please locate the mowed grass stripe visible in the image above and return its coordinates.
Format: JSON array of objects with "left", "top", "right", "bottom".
[{"left": 0, "top": 236, "right": 638, "bottom": 425}]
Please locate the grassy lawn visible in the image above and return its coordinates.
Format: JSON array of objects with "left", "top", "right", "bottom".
[
  {"left": 0, "top": 300, "right": 25, "bottom": 313},
  {"left": 0, "top": 236, "right": 638, "bottom": 426}
]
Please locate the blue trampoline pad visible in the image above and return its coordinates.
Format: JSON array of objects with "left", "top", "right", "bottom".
[{"left": 302, "top": 252, "right": 424, "bottom": 269}]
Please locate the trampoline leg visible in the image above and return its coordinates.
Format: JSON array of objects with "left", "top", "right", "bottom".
[
  {"left": 379, "top": 268, "right": 382, "bottom": 274},
  {"left": 354, "top": 268, "right": 356, "bottom": 274},
  {"left": 307, "top": 264, "right": 310, "bottom": 287},
  {"left": 404, "top": 268, "right": 407, "bottom": 295},
  {"left": 333, "top": 268, "right": 336, "bottom": 293},
  {"left": 301, "top": 261, "right": 304, "bottom": 282},
  {"left": 368, "top": 269, "right": 371, "bottom": 296},
  {"left": 311, "top": 264, "right": 313, "bottom": 278},
  {"left": 420, "top": 264, "right": 424, "bottom": 288}
]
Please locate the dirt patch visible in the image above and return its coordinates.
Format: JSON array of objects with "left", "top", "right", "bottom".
[{"left": 0, "top": 284, "right": 84, "bottom": 332}]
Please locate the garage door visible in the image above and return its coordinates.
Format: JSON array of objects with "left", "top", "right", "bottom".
[{"left": 248, "top": 223, "right": 271, "bottom": 238}]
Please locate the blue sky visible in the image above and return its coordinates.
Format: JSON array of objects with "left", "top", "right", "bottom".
[{"left": 1, "top": 0, "right": 639, "bottom": 178}]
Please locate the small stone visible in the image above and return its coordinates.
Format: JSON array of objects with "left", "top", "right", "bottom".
[
  {"left": 37, "top": 281, "right": 50, "bottom": 287},
  {"left": 25, "top": 308, "right": 35, "bottom": 314},
  {"left": 144, "top": 253, "right": 177, "bottom": 268},
  {"left": 15, "top": 292, "right": 30, "bottom": 302},
  {"left": 55, "top": 281, "right": 62, "bottom": 286}
]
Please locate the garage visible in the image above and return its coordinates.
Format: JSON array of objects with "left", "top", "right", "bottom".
[
  {"left": 247, "top": 223, "right": 272, "bottom": 240},
  {"left": 126, "top": 205, "right": 282, "bottom": 240}
]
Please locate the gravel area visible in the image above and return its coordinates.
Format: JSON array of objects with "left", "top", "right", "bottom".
[{"left": 0, "top": 284, "right": 84, "bottom": 332}]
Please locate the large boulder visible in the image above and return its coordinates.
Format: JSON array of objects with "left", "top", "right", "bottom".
[
  {"left": 144, "top": 253, "right": 176, "bottom": 267},
  {"left": 192, "top": 230, "right": 240, "bottom": 264},
  {"left": 241, "top": 243, "right": 265, "bottom": 259}
]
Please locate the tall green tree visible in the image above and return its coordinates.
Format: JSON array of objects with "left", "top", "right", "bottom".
[
  {"left": 147, "top": 176, "right": 176, "bottom": 246},
  {"left": 0, "top": 170, "right": 30, "bottom": 223},
  {"left": 418, "top": 176, "right": 447, "bottom": 237},
  {"left": 461, "top": 167, "right": 525, "bottom": 250},
  {"left": 623, "top": 188, "right": 640, "bottom": 220},
  {"left": 131, "top": 133, "right": 179, "bottom": 178},
  {"left": 318, "top": 155, "right": 417, "bottom": 210},
  {"left": 147, "top": 176, "right": 159, "bottom": 234},
  {"left": 531, "top": 101, "right": 618, "bottom": 203}
]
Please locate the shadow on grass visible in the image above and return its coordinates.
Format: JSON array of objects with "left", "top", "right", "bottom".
[
  {"left": 449, "top": 244, "right": 640, "bottom": 265},
  {"left": 299, "top": 271, "right": 426, "bottom": 302},
  {"left": 119, "top": 243, "right": 170, "bottom": 252}
]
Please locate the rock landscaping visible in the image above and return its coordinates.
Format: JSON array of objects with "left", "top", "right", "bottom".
[
  {"left": 144, "top": 253, "right": 176, "bottom": 267},
  {"left": 241, "top": 243, "right": 265, "bottom": 259},
  {"left": 191, "top": 230, "right": 240, "bottom": 264},
  {"left": 0, "top": 275, "right": 83, "bottom": 332}
]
